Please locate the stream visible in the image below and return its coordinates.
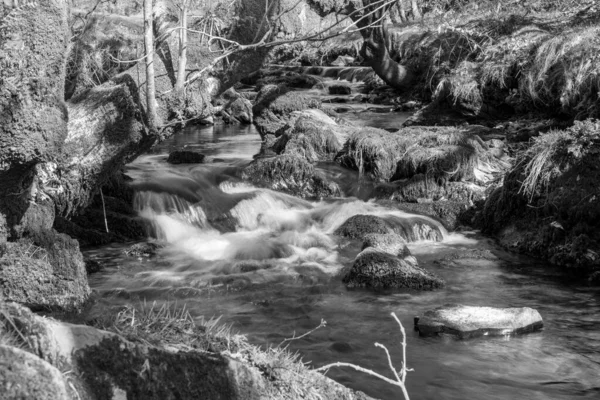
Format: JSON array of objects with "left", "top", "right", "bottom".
[{"left": 85, "top": 79, "right": 600, "bottom": 400}]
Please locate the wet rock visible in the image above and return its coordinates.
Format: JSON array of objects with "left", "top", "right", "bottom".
[
  {"left": 328, "top": 83, "right": 352, "bottom": 95},
  {"left": 241, "top": 154, "right": 341, "bottom": 199},
  {"left": 253, "top": 85, "right": 322, "bottom": 137},
  {"left": 0, "top": 230, "right": 90, "bottom": 311},
  {"left": 361, "top": 233, "right": 410, "bottom": 257},
  {"left": 343, "top": 248, "right": 444, "bottom": 290},
  {"left": 0, "top": 346, "right": 69, "bottom": 400},
  {"left": 167, "top": 151, "right": 206, "bottom": 164},
  {"left": 379, "top": 200, "right": 471, "bottom": 231},
  {"left": 415, "top": 304, "right": 544, "bottom": 338},
  {"left": 334, "top": 215, "right": 393, "bottom": 240},
  {"left": 124, "top": 242, "right": 160, "bottom": 258}
]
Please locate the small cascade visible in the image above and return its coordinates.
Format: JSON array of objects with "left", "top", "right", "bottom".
[
  {"left": 134, "top": 191, "right": 210, "bottom": 240},
  {"left": 228, "top": 190, "right": 313, "bottom": 231},
  {"left": 268, "top": 65, "right": 377, "bottom": 83}
]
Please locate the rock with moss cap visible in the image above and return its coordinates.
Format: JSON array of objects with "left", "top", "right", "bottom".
[
  {"left": 361, "top": 233, "right": 411, "bottom": 258},
  {"left": 343, "top": 248, "right": 444, "bottom": 290},
  {"left": 415, "top": 304, "right": 544, "bottom": 338},
  {"left": 241, "top": 154, "right": 341, "bottom": 199},
  {"left": 335, "top": 215, "right": 393, "bottom": 240},
  {"left": 253, "top": 84, "right": 322, "bottom": 138}
]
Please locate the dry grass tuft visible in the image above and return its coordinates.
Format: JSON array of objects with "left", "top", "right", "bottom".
[
  {"left": 518, "top": 119, "right": 600, "bottom": 201},
  {"left": 339, "top": 126, "right": 510, "bottom": 183}
]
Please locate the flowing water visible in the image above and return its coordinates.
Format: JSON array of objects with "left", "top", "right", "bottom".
[{"left": 85, "top": 81, "right": 600, "bottom": 400}]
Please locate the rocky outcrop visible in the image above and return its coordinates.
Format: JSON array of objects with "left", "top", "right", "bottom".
[
  {"left": 0, "top": 231, "right": 90, "bottom": 311},
  {"left": 479, "top": 120, "right": 600, "bottom": 277},
  {"left": 0, "top": 302, "right": 373, "bottom": 400},
  {"left": 0, "top": 345, "right": 70, "bottom": 400},
  {"left": 415, "top": 304, "right": 544, "bottom": 338},
  {"left": 343, "top": 248, "right": 444, "bottom": 290},
  {"left": 241, "top": 154, "right": 341, "bottom": 199}
]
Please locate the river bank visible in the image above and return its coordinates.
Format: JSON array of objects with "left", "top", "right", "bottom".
[{"left": 1, "top": 1, "right": 600, "bottom": 399}]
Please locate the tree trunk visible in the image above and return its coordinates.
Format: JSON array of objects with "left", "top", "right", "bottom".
[
  {"left": 399, "top": 0, "right": 408, "bottom": 22},
  {"left": 411, "top": 0, "right": 421, "bottom": 19},
  {"left": 144, "top": 0, "right": 157, "bottom": 130},
  {"left": 175, "top": 1, "right": 188, "bottom": 91}
]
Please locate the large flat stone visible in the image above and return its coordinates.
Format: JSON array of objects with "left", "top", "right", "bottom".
[{"left": 415, "top": 304, "right": 543, "bottom": 338}]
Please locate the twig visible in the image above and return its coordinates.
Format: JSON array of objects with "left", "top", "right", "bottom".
[
  {"left": 99, "top": 188, "right": 109, "bottom": 233},
  {"left": 279, "top": 319, "right": 327, "bottom": 347},
  {"left": 315, "top": 312, "right": 411, "bottom": 400}
]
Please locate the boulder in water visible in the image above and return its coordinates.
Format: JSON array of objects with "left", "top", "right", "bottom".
[
  {"left": 124, "top": 242, "right": 160, "bottom": 258},
  {"left": 272, "top": 109, "right": 345, "bottom": 162},
  {"left": 361, "top": 233, "right": 410, "bottom": 257},
  {"left": 167, "top": 151, "right": 206, "bottom": 164},
  {"left": 334, "top": 214, "right": 393, "bottom": 240},
  {"left": 241, "top": 154, "right": 341, "bottom": 199},
  {"left": 328, "top": 83, "right": 352, "bottom": 95},
  {"left": 415, "top": 304, "right": 544, "bottom": 338},
  {"left": 253, "top": 85, "right": 322, "bottom": 137},
  {"left": 343, "top": 248, "right": 444, "bottom": 290}
]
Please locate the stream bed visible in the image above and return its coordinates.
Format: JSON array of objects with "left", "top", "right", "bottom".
[{"left": 85, "top": 86, "right": 600, "bottom": 400}]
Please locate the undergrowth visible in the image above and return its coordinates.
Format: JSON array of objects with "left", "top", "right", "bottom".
[{"left": 518, "top": 119, "right": 600, "bottom": 201}]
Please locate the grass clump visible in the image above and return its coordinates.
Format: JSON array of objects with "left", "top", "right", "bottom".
[
  {"left": 97, "top": 301, "right": 241, "bottom": 353},
  {"left": 518, "top": 119, "right": 600, "bottom": 201},
  {"left": 338, "top": 126, "right": 509, "bottom": 183}
]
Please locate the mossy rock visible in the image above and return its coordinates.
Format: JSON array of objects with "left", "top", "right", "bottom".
[
  {"left": 343, "top": 248, "right": 444, "bottom": 290},
  {"left": 241, "top": 154, "right": 341, "bottom": 199},
  {"left": 253, "top": 85, "right": 322, "bottom": 137},
  {"left": 0, "top": 346, "right": 69, "bottom": 400},
  {"left": 361, "top": 233, "right": 410, "bottom": 257},
  {"left": 336, "top": 125, "right": 510, "bottom": 183},
  {"left": 272, "top": 109, "right": 344, "bottom": 162},
  {"left": 334, "top": 215, "right": 393, "bottom": 240}
]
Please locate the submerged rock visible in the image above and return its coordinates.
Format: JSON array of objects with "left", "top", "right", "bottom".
[
  {"left": 328, "top": 83, "right": 352, "bottom": 95},
  {"left": 167, "top": 151, "right": 206, "bottom": 164},
  {"left": 124, "top": 242, "right": 160, "bottom": 258},
  {"left": 415, "top": 304, "right": 544, "bottom": 338},
  {"left": 343, "top": 248, "right": 444, "bottom": 290},
  {"left": 0, "top": 346, "right": 69, "bottom": 400},
  {"left": 241, "top": 154, "right": 341, "bottom": 199}
]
